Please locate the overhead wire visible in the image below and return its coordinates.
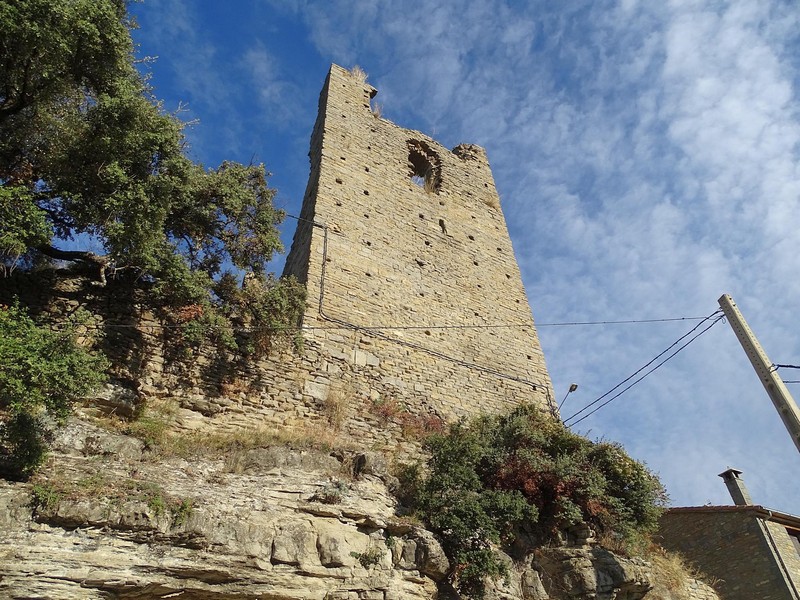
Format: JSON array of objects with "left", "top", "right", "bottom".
[
  {"left": 563, "top": 309, "right": 725, "bottom": 427},
  {"left": 46, "top": 314, "right": 721, "bottom": 333}
]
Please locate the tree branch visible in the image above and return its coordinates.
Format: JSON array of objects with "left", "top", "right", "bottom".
[{"left": 36, "top": 245, "right": 110, "bottom": 285}]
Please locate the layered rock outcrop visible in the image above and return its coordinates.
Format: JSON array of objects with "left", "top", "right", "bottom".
[{"left": 0, "top": 419, "right": 719, "bottom": 600}]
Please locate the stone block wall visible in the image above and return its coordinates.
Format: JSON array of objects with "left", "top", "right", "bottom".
[
  {"left": 658, "top": 508, "right": 799, "bottom": 600},
  {"left": 764, "top": 520, "right": 800, "bottom": 595},
  {"left": 1, "top": 273, "right": 429, "bottom": 457},
  {"left": 284, "top": 64, "right": 555, "bottom": 421}
]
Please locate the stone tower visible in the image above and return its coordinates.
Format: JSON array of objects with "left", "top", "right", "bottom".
[{"left": 284, "top": 65, "right": 554, "bottom": 420}]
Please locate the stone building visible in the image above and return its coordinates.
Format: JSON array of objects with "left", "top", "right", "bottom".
[
  {"left": 658, "top": 469, "right": 800, "bottom": 600},
  {"left": 284, "top": 64, "right": 555, "bottom": 420}
]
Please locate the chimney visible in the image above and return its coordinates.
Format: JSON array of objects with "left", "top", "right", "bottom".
[{"left": 718, "top": 468, "right": 753, "bottom": 506}]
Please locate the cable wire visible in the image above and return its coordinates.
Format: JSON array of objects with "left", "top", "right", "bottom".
[
  {"left": 536, "top": 316, "right": 709, "bottom": 327},
  {"left": 563, "top": 309, "right": 724, "bottom": 427}
]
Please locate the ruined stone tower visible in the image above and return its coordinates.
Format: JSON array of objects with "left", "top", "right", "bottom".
[{"left": 284, "top": 65, "right": 554, "bottom": 419}]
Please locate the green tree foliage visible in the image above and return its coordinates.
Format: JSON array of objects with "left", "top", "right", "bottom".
[
  {"left": 0, "top": 0, "right": 304, "bottom": 340},
  {"left": 0, "top": 185, "right": 51, "bottom": 275},
  {"left": 405, "top": 405, "right": 668, "bottom": 597},
  {"left": 0, "top": 303, "right": 108, "bottom": 479}
]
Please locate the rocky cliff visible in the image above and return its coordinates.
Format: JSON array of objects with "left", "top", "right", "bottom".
[{"left": 0, "top": 413, "right": 719, "bottom": 600}]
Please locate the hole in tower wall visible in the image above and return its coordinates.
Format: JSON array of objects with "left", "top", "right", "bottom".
[{"left": 407, "top": 140, "right": 442, "bottom": 193}]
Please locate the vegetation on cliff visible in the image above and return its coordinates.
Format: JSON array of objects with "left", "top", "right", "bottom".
[
  {"left": 0, "top": 0, "right": 305, "bottom": 350},
  {"left": 0, "top": 303, "right": 108, "bottom": 479},
  {"left": 402, "top": 404, "right": 668, "bottom": 597},
  {"left": 0, "top": 0, "right": 308, "bottom": 477}
]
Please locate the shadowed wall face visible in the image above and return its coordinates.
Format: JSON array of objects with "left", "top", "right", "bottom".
[
  {"left": 659, "top": 509, "right": 800, "bottom": 600},
  {"left": 284, "top": 65, "right": 554, "bottom": 420}
]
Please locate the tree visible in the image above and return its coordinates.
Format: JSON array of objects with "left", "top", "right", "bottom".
[
  {"left": 0, "top": 303, "right": 109, "bottom": 479},
  {"left": 0, "top": 0, "right": 300, "bottom": 320}
]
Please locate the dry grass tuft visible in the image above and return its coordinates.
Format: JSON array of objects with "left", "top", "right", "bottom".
[
  {"left": 648, "top": 549, "right": 701, "bottom": 599},
  {"left": 593, "top": 532, "right": 720, "bottom": 599},
  {"left": 349, "top": 65, "right": 368, "bottom": 83},
  {"left": 323, "top": 382, "right": 353, "bottom": 431},
  {"left": 611, "top": 539, "right": 720, "bottom": 600}
]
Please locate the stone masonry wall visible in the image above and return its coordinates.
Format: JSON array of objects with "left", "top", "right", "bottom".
[
  {"left": 1, "top": 272, "right": 432, "bottom": 458},
  {"left": 658, "top": 509, "right": 798, "bottom": 600},
  {"left": 284, "top": 65, "right": 555, "bottom": 421},
  {"left": 764, "top": 520, "right": 800, "bottom": 596}
]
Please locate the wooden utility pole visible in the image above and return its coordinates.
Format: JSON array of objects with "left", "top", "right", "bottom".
[{"left": 718, "top": 294, "right": 800, "bottom": 454}]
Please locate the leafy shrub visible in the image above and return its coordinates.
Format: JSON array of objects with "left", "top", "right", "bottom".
[
  {"left": 310, "top": 480, "right": 349, "bottom": 504},
  {"left": 0, "top": 303, "right": 108, "bottom": 479},
  {"left": 369, "top": 396, "right": 403, "bottom": 423},
  {"left": 404, "top": 404, "right": 667, "bottom": 597},
  {"left": 172, "top": 498, "right": 193, "bottom": 527},
  {"left": 30, "top": 482, "right": 62, "bottom": 512},
  {"left": 350, "top": 545, "right": 385, "bottom": 568}
]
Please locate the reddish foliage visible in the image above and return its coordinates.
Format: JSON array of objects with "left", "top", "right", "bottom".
[
  {"left": 175, "top": 303, "right": 204, "bottom": 323},
  {"left": 400, "top": 412, "right": 447, "bottom": 438}
]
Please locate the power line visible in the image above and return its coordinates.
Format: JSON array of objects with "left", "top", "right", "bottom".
[
  {"left": 536, "top": 316, "right": 709, "bottom": 327},
  {"left": 775, "top": 364, "right": 800, "bottom": 370},
  {"left": 50, "top": 315, "right": 718, "bottom": 333},
  {"left": 563, "top": 309, "right": 725, "bottom": 427}
]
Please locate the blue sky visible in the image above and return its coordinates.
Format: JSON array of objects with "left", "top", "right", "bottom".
[{"left": 129, "top": 0, "right": 800, "bottom": 513}]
